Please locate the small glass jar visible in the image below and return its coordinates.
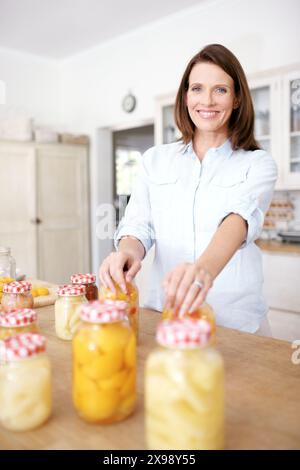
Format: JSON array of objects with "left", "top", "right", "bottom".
[
  {"left": 0, "top": 309, "right": 39, "bottom": 340},
  {"left": 162, "top": 302, "right": 216, "bottom": 336},
  {"left": 99, "top": 281, "right": 139, "bottom": 338},
  {"left": 145, "top": 319, "right": 224, "bottom": 450},
  {"left": 55, "top": 284, "right": 87, "bottom": 340},
  {"left": 0, "top": 246, "right": 16, "bottom": 279},
  {"left": 1, "top": 281, "right": 33, "bottom": 313},
  {"left": 70, "top": 273, "right": 98, "bottom": 301},
  {"left": 0, "top": 333, "right": 52, "bottom": 431},
  {"left": 72, "top": 299, "right": 136, "bottom": 424}
]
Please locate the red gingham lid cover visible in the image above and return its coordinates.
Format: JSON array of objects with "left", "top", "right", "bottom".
[
  {"left": 57, "top": 284, "right": 86, "bottom": 296},
  {"left": 71, "top": 273, "right": 96, "bottom": 284},
  {"left": 156, "top": 319, "right": 212, "bottom": 349},
  {"left": 80, "top": 299, "right": 128, "bottom": 323},
  {"left": 0, "top": 309, "right": 37, "bottom": 327},
  {"left": 3, "top": 281, "right": 32, "bottom": 294},
  {"left": 0, "top": 333, "right": 46, "bottom": 362}
]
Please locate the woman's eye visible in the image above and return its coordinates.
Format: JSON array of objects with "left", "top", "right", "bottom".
[
  {"left": 216, "top": 87, "right": 227, "bottom": 94},
  {"left": 191, "top": 86, "right": 201, "bottom": 92}
]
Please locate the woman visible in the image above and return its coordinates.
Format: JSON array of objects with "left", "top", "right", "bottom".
[{"left": 99, "top": 44, "right": 277, "bottom": 334}]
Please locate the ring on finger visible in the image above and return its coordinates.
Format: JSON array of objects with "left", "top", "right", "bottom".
[{"left": 193, "top": 280, "right": 203, "bottom": 289}]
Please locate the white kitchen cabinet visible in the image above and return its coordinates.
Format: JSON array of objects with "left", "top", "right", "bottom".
[
  {"left": 0, "top": 141, "right": 90, "bottom": 283},
  {"left": 262, "top": 252, "right": 300, "bottom": 313},
  {"left": 155, "top": 64, "right": 300, "bottom": 190}
]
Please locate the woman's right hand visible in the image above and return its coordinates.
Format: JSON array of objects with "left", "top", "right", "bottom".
[{"left": 99, "top": 251, "right": 142, "bottom": 293}]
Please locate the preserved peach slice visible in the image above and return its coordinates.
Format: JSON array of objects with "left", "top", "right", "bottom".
[
  {"left": 124, "top": 333, "right": 136, "bottom": 368},
  {"left": 82, "top": 348, "right": 123, "bottom": 381},
  {"left": 94, "top": 323, "right": 131, "bottom": 352},
  {"left": 120, "top": 370, "right": 136, "bottom": 398},
  {"left": 79, "top": 388, "right": 120, "bottom": 422},
  {"left": 98, "top": 369, "right": 128, "bottom": 391}
]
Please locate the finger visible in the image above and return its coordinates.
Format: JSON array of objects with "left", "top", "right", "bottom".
[
  {"left": 178, "top": 280, "right": 203, "bottom": 317},
  {"left": 126, "top": 260, "right": 141, "bottom": 282},
  {"left": 110, "top": 264, "right": 127, "bottom": 293},
  {"left": 165, "top": 268, "right": 186, "bottom": 309},
  {"left": 162, "top": 271, "right": 172, "bottom": 292},
  {"left": 189, "top": 290, "right": 205, "bottom": 316},
  {"left": 190, "top": 273, "right": 213, "bottom": 311},
  {"left": 102, "top": 269, "right": 116, "bottom": 292},
  {"left": 173, "top": 268, "right": 195, "bottom": 311}
]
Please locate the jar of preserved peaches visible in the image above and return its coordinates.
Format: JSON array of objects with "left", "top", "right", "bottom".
[
  {"left": 145, "top": 319, "right": 224, "bottom": 450},
  {"left": 1, "top": 281, "right": 34, "bottom": 313},
  {"left": 55, "top": 284, "right": 87, "bottom": 340},
  {"left": 70, "top": 273, "right": 98, "bottom": 301},
  {"left": 0, "top": 333, "right": 52, "bottom": 431},
  {"left": 162, "top": 302, "right": 216, "bottom": 336},
  {"left": 0, "top": 308, "right": 39, "bottom": 340},
  {"left": 72, "top": 299, "right": 136, "bottom": 424},
  {"left": 99, "top": 281, "right": 139, "bottom": 338}
]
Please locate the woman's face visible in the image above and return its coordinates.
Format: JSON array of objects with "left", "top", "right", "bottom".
[{"left": 186, "top": 61, "right": 237, "bottom": 136}]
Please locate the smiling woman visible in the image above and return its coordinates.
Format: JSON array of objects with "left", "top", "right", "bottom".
[{"left": 100, "top": 44, "right": 278, "bottom": 334}]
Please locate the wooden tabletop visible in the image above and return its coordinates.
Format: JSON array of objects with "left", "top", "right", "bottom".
[
  {"left": 0, "top": 306, "right": 300, "bottom": 450},
  {"left": 256, "top": 239, "right": 300, "bottom": 256}
]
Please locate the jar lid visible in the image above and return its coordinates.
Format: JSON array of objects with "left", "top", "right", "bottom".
[
  {"left": 57, "top": 284, "right": 86, "bottom": 296},
  {"left": 0, "top": 333, "right": 46, "bottom": 362},
  {"left": 3, "top": 281, "right": 32, "bottom": 294},
  {"left": 71, "top": 273, "right": 96, "bottom": 284},
  {"left": 0, "top": 309, "right": 37, "bottom": 327},
  {"left": 156, "top": 319, "right": 211, "bottom": 349},
  {"left": 80, "top": 299, "right": 128, "bottom": 323}
]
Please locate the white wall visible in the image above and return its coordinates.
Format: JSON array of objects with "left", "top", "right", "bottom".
[
  {"left": 59, "top": 0, "right": 300, "bottom": 272},
  {"left": 0, "top": 47, "right": 61, "bottom": 127}
]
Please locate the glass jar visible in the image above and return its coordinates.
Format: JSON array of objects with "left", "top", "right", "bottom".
[
  {"left": 70, "top": 273, "right": 98, "bottom": 301},
  {"left": 145, "top": 319, "right": 224, "bottom": 450},
  {"left": 1, "top": 281, "right": 33, "bottom": 313},
  {"left": 0, "top": 333, "right": 52, "bottom": 431},
  {"left": 0, "top": 247, "right": 16, "bottom": 279},
  {"left": 0, "top": 276, "right": 14, "bottom": 307},
  {"left": 0, "top": 309, "right": 39, "bottom": 340},
  {"left": 162, "top": 302, "right": 216, "bottom": 336},
  {"left": 55, "top": 284, "right": 87, "bottom": 340},
  {"left": 72, "top": 299, "right": 136, "bottom": 424},
  {"left": 99, "top": 281, "right": 139, "bottom": 338}
]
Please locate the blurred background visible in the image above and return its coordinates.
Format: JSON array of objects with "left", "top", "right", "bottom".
[{"left": 0, "top": 0, "right": 299, "bottom": 340}]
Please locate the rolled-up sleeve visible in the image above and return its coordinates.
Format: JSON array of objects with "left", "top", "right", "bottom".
[
  {"left": 219, "top": 151, "right": 278, "bottom": 247},
  {"left": 114, "top": 149, "right": 155, "bottom": 255}
]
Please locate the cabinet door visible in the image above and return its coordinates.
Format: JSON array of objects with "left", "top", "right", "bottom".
[
  {"left": 250, "top": 77, "right": 282, "bottom": 189},
  {"left": 36, "top": 145, "right": 90, "bottom": 284},
  {"left": 282, "top": 70, "right": 300, "bottom": 189},
  {"left": 155, "top": 94, "right": 179, "bottom": 145},
  {"left": 0, "top": 143, "right": 37, "bottom": 277}
]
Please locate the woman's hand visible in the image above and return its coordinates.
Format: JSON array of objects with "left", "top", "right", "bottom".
[
  {"left": 99, "top": 251, "right": 141, "bottom": 293},
  {"left": 162, "top": 262, "right": 213, "bottom": 317}
]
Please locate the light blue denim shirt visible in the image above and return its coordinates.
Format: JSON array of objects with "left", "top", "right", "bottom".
[{"left": 115, "top": 139, "right": 278, "bottom": 333}]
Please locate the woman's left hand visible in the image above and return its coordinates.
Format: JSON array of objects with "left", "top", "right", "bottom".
[{"left": 162, "top": 262, "right": 213, "bottom": 317}]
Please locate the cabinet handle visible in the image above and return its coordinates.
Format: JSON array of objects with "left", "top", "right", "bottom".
[{"left": 30, "top": 217, "right": 42, "bottom": 225}]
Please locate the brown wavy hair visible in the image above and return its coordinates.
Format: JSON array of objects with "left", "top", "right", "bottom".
[{"left": 175, "top": 44, "right": 260, "bottom": 151}]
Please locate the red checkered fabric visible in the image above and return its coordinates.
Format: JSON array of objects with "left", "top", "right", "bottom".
[
  {"left": 57, "top": 284, "right": 86, "bottom": 296},
  {"left": 3, "top": 281, "right": 32, "bottom": 294},
  {"left": 80, "top": 299, "right": 128, "bottom": 324},
  {"left": 156, "top": 319, "right": 212, "bottom": 349},
  {"left": 71, "top": 273, "right": 96, "bottom": 285},
  {"left": 0, "top": 333, "right": 46, "bottom": 362},
  {"left": 0, "top": 309, "right": 37, "bottom": 327}
]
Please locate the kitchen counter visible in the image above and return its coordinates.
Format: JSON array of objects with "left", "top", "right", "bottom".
[
  {"left": 256, "top": 239, "right": 300, "bottom": 255},
  {"left": 0, "top": 305, "right": 300, "bottom": 450}
]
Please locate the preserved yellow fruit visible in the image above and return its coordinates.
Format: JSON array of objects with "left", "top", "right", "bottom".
[
  {"left": 0, "top": 308, "right": 39, "bottom": 340},
  {"left": 145, "top": 319, "right": 224, "bottom": 450},
  {"left": 55, "top": 285, "right": 87, "bottom": 340},
  {"left": 0, "top": 333, "right": 52, "bottom": 431},
  {"left": 162, "top": 302, "right": 216, "bottom": 336},
  {"left": 99, "top": 281, "right": 139, "bottom": 338},
  {"left": 72, "top": 300, "right": 136, "bottom": 424}
]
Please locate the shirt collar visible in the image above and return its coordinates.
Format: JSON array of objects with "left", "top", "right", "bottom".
[{"left": 182, "top": 138, "right": 233, "bottom": 159}]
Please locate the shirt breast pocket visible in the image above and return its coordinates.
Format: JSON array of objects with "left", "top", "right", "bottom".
[{"left": 210, "top": 167, "right": 249, "bottom": 188}]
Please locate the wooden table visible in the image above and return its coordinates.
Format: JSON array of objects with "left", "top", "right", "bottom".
[{"left": 0, "top": 306, "right": 300, "bottom": 450}]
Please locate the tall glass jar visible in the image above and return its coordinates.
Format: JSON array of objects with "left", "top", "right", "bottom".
[
  {"left": 55, "top": 284, "right": 87, "bottom": 340},
  {"left": 72, "top": 299, "right": 136, "bottom": 424},
  {"left": 145, "top": 319, "right": 224, "bottom": 450},
  {"left": 1, "top": 281, "right": 33, "bottom": 313},
  {"left": 0, "top": 333, "right": 52, "bottom": 431},
  {"left": 162, "top": 302, "right": 216, "bottom": 336},
  {"left": 0, "top": 246, "right": 16, "bottom": 279},
  {"left": 70, "top": 273, "right": 98, "bottom": 301},
  {"left": 99, "top": 281, "right": 139, "bottom": 338},
  {"left": 0, "top": 308, "right": 39, "bottom": 340}
]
